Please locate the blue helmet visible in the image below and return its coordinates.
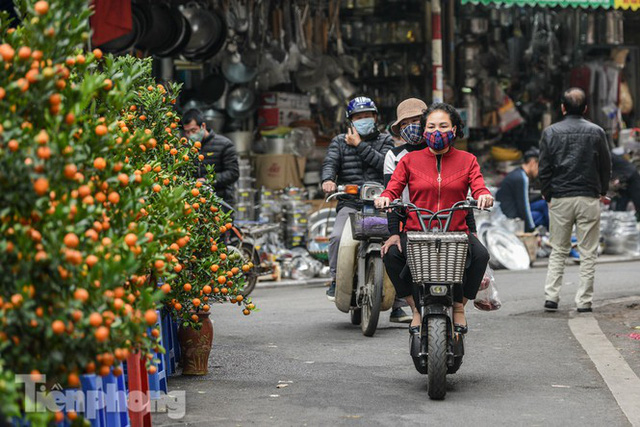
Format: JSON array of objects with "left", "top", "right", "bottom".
[{"left": 346, "top": 96, "right": 378, "bottom": 119}]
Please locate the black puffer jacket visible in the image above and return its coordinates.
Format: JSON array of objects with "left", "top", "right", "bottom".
[
  {"left": 322, "top": 132, "right": 394, "bottom": 210},
  {"left": 196, "top": 132, "right": 239, "bottom": 205},
  {"left": 539, "top": 115, "right": 611, "bottom": 202}
]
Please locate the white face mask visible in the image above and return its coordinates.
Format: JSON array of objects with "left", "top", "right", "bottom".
[{"left": 352, "top": 117, "right": 376, "bottom": 136}]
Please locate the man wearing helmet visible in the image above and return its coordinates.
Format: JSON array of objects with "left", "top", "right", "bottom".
[{"left": 322, "top": 96, "right": 395, "bottom": 300}]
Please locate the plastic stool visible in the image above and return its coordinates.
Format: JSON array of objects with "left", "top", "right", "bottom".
[
  {"left": 125, "top": 353, "right": 151, "bottom": 427},
  {"left": 161, "top": 309, "right": 176, "bottom": 375},
  {"left": 171, "top": 320, "right": 181, "bottom": 363},
  {"left": 147, "top": 310, "right": 168, "bottom": 399},
  {"left": 101, "top": 371, "right": 130, "bottom": 427},
  {"left": 80, "top": 375, "right": 107, "bottom": 427}
]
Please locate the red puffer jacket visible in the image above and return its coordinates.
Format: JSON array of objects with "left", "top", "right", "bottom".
[{"left": 381, "top": 147, "right": 490, "bottom": 232}]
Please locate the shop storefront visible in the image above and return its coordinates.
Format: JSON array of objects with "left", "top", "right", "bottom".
[{"left": 89, "top": 0, "right": 640, "bottom": 276}]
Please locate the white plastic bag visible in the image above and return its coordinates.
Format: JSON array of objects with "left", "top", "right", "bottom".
[{"left": 474, "top": 266, "right": 502, "bottom": 311}]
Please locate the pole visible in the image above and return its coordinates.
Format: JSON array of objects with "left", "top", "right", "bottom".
[{"left": 431, "top": 0, "right": 443, "bottom": 103}]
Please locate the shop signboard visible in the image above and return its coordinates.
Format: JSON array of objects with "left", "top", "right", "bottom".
[
  {"left": 461, "top": 0, "right": 629, "bottom": 8},
  {"left": 614, "top": 0, "right": 640, "bottom": 9}
]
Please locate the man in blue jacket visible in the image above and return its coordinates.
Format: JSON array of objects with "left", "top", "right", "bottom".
[{"left": 496, "top": 148, "right": 548, "bottom": 232}]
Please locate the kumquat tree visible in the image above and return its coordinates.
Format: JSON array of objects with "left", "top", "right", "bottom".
[{"left": 0, "top": 0, "right": 255, "bottom": 423}]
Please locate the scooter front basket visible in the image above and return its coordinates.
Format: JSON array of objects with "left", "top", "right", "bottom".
[
  {"left": 406, "top": 232, "right": 469, "bottom": 284},
  {"left": 349, "top": 212, "right": 389, "bottom": 240}
]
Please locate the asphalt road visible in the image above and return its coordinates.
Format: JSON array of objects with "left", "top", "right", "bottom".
[{"left": 155, "top": 261, "right": 640, "bottom": 427}]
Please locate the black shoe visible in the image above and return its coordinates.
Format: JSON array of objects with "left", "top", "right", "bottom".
[
  {"left": 390, "top": 307, "right": 412, "bottom": 323},
  {"left": 326, "top": 281, "right": 336, "bottom": 301},
  {"left": 544, "top": 300, "right": 558, "bottom": 312},
  {"left": 409, "top": 325, "right": 420, "bottom": 335},
  {"left": 577, "top": 307, "right": 593, "bottom": 313},
  {"left": 454, "top": 324, "right": 469, "bottom": 334}
]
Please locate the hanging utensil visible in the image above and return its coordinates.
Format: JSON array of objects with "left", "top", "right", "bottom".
[{"left": 226, "top": 86, "right": 257, "bottom": 119}]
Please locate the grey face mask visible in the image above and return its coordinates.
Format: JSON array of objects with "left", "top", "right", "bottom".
[{"left": 188, "top": 129, "right": 205, "bottom": 143}]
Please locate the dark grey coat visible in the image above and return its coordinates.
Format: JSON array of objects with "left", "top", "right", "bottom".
[
  {"left": 196, "top": 132, "right": 239, "bottom": 205},
  {"left": 321, "top": 132, "right": 394, "bottom": 210}
]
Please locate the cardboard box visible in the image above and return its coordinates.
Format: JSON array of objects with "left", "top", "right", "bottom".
[
  {"left": 254, "top": 154, "right": 306, "bottom": 190},
  {"left": 260, "top": 92, "right": 310, "bottom": 109},
  {"left": 258, "top": 107, "right": 311, "bottom": 128}
]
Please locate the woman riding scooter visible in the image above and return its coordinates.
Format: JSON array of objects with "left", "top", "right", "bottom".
[{"left": 374, "top": 103, "right": 493, "bottom": 335}]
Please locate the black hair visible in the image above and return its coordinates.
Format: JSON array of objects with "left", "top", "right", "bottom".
[
  {"left": 421, "top": 103, "right": 465, "bottom": 139},
  {"left": 561, "top": 88, "right": 587, "bottom": 116},
  {"left": 523, "top": 148, "right": 539, "bottom": 163},
  {"left": 181, "top": 108, "right": 205, "bottom": 127}
]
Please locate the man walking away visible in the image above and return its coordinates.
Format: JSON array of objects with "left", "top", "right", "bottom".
[
  {"left": 539, "top": 88, "right": 611, "bottom": 313},
  {"left": 182, "top": 109, "right": 239, "bottom": 207},
  {"left": 496, "top": 148, "right": 548, "bottom": 232}
]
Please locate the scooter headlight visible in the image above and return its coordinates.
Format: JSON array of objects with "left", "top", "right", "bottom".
[
  {"left": 429, "top": 285, "right": 448, "bottom": 296},
  {"left": 360, "top": 183, "right": 385, "bottom": 201}
]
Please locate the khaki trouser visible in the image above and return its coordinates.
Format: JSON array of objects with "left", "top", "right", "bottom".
[{"left": 544, "top": 196, "right": 600, "bottom": 308}]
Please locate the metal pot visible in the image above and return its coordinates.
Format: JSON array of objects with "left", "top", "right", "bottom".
[
  {"left": 264, "top": 137, "right": 286, "bottom": 154},
  {"left": 226, "top": 86, "right": 257, "bottom": 119},
  {"left": 226, "top": 131, "right": 254, "bottom": 153},
  {"left": 156, "top": 7, "right": 192, "bottom": 57},
  {"left": 181, "top": 5, "right": 227, "bottom": 61},
  {"left": 202, "top": 108, "right": 225, "bottom": 133},
  {"left": 222, "top": 55, "right": 258, "bottom": 84},
  {"left": 197, "top": 72, "right": 227, "bottom": 104},
  {"left": 136, "top": 3, "right": 175, "bottom": 54}
]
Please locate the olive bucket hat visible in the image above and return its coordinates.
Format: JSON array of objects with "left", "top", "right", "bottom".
[{"left": 391, "top": 98, "right": 428, "bottom": 135}]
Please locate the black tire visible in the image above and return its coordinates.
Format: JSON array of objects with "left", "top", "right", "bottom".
[
  {"left": 361, "top": 256, "right": 383, "bottom": 337},
  {"left": 350, "top": 308, "right": 362, "bottom": 325},
  {"left": 427, "top": 316, "right": 448, "bottom": 400},
  {"left": 227, "top": 242, "right": 260, "bottom": 296}
]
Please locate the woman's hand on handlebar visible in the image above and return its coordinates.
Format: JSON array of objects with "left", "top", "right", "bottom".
[
  {"left": 374, "top": 196, "right": 390, "bottom": 209},
  {"left": 477, "top": 194, "right": 494, "bottom": 210},
  {"left": 381, "top": 234, "right": 401, "bottom": 257}
]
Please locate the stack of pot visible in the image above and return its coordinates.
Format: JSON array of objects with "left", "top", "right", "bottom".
[
  {"left": 257, "top": 188, "right": 281, "bottom": 224},
  {"left": 234, "top": 158, "right": 256, "bottom": 221},
  {"left": 281, "top": 188, "right": 310, "bottom": 249}
]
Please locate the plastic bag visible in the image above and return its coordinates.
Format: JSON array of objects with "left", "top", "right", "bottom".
[{"left": 474, "top": 266, "right": 502, "bottom": 311}]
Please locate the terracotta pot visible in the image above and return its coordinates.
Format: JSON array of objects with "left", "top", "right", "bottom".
[{"left": 177, "top": 313, "right": 213, "bottom": 375}]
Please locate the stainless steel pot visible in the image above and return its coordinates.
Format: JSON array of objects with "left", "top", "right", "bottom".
[
  {"left": 226, "top": 131, "right": 254, "bottom": 153},
  {"left": 264, "top": 137, "right": 286, "bottom": 154},
  {"left": 222, "top": 55, "right": 259, "bottom": 84},
  {"left": 202, "top": 108, "right": 225, "bottom": 133},
  {"left": 226, "top": 86, "right": 257, "bottom": 119}
]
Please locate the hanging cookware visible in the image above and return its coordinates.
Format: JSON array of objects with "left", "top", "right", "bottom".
[
  {"left": 226, "top": 86, "right": 257, "bottom": 119},
  {"left": 222, "top": 55, "right": 259, "bottom": 84},
  {"left": 197, "top": 71, "right": 227, "bottom": 104},
  {"left": 135, "top": 3, "right": 175, "bottom": 54},
  {"left": 181, "top": 4, "right": 227, "bottom": 61},
  {"left": 156, "top": 7, "right": 192, "bottom": 58},
  {"left": 202, "top": 108, "right": 226, "bottom": 133}
]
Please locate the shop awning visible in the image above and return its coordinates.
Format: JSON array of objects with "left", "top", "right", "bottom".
[{"left": 461, "top": 0, "right": 639, "bottom": 9}]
